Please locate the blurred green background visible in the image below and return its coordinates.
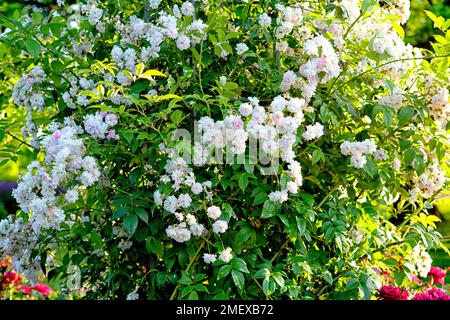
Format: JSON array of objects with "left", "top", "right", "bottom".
[{"left": 0, "top": 0, "right": 449, "bottom": 271}]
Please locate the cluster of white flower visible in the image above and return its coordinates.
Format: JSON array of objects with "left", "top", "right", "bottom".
[
  {"left": 71, "top": 30, "right": 99, "bottom": 57},
  {"left": 302, "top": 123, "right": 324, "bottom": 141},
  {"left": 274, "top": 4, "right": 303, "bottom": 39},
  {"left": 409, "top": 159, "right": 445, "bottom": 200},
  {"left": 404, "top": 244, "right": 432, "bottom": 278},
  {"left": 148, "top": 0, "right": 162, "bottom": 10},
  {"left": 154, "top": 148, "right": 234, "bottom": 263},
  {"left": 12, "top": 118, "right": 102, "bottom": 231},
  {"left": 373, "top": 148, "right": 387, "bottom": 161},
  {"left": 195, "top": 114, "right": 248, "bottom": 164},
  {"left": 340, "top": 139, "right": 377, "bottom": 168},
  {"left": 427, "top": 87, "right": 449, "bottom": 127},
  {"left": 81, "top": 1, "right": 105, "bottom": 33},
  {"left": 378, "top": 88, "right": 405, "bottom": 110},
  {"left": 392, "top": 158, "right": 401, "bottom": 171},
  {"left": 337, "top": 0, "right": 360, "bottom": 23},
  {"left": 389, "top": 0, "right": 411, "bottom": 25},
  {"left": 113, "top": 5, "right": 207, "bottom": 61},
  {"left": 372, "top": 29, "right": 405, "bottom": 58},
  {"left": 62, "top": 75, "right": 95, "bottom": 109},
  {"left": 280, "top": 35, "right": 340, "bottom": 101},
  {"left": 235, "top": 43, "right": 249, "bottom": 55},
  {"left": 301, "top": 35, "right": 341, "bottom": 84},
  {"left": 111, "top": 46, "right": 139, "bottom": 73},
  {"left": 4, "top": 116, "right": 103, "bottom": 279},
  {"left": 327, "top": 23, "right": 345, "bottom": 49},
  {"left": 83, "top": 111, "right": 119, "bottom": 140},
  {"left": 0, "top": 216, "right": 41, "bottom": 283},
  {"left": 12, "top": 66, "right": 46, "bottom": 137},
  {"left": 155, "top": 154, "right": 210, "bottom": 240},
  {"left": 258, "top": 13, "right": 271, "bottom": 27}
]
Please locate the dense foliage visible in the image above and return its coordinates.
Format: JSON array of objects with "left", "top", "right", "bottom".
[{"left": 0, "top": 0, "right": 449, "bottom": 300}]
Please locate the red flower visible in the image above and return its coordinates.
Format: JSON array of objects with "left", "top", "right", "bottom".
[
  {"left": 378, "top": 285, "right": 409, "bottom": 300},
  {"left": 427, "top": 267, "right": 446, "bottom": 285},
  {"left": 412, "top": 288, "right": 450, "bottom": 300},
  {"left": 3, "top": 271, "right": 22, "bottom": 285},
  {"left": 18, "top": 285, "right": 33, "bottom": 294},
  {"left": 33, "top": 283, "right": 51, "bottom": 296}
]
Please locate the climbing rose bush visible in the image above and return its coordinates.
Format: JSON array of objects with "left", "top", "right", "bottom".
[{"left": 0, "top": 0, "right": 449, "bottom": 299}]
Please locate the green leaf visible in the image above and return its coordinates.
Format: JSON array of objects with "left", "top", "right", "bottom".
[
  {"left": 51, "top": 60, "right": 64, "bottom": 72},
  {"left": 238, "top": 175, "right": 248, "bottom": 192},
  {"left": 383, "top": 109, "right": 393, "bottom": 128},
  {"left": 112, "top": 206, "right": 131, "bottom": 219},
  {"left": 231, "top": 270, "right": 245, "bottom": 291},
  {"left": 194, "top": 284, "right": 209, "bottom": 293},
  {"left": 398, "top": 107, "right": 414, "bottom": 124},
  {"left": 24, "top": 39, "right": 41, "bottom": 58},
  {"left": 170, "top": 110, "right": 184, "bottom": 125},
  {"left": 346, "top": 278, "right": 359, "bottom": 290},
  {"left": 180, "top": 286, "right": 194, "bottom": 298},
  {"left": 425, "top": 10, "right": 438, "bottom": 24},
  {"left": 187, "top": 290, "right": 199, "bottom": 300},
  {"left": 394, "top": 270, "right": 406, "bottom": 286},
  {"left": 135, "top": 63, "right": 145, "bottom": 77},
  {"left": 231, "top": 258, "right": 249, "bottom": 273},
  {"left": 361, "top": 0, "right": 377, "bottom": 13},
  {"left": 261, "top": 200, "right": 281, "bottom": 219},
  {"left": 414, "top": 154, "right": 426, "bottom": 176},
  {"left": 121, "top": 130, "right": 134, "bottom": 144},
  {"left": 434, "top": 35, "right": 447, "bottom": 45},
  {"left": 404, "top": 148, "right": 416, "bottom": 166},
  {"left": 383, "top": 257, "right": 399, "bottom": 266},
  {"left": 221, "top": 203, "right": 236, "bottom": 221},
  {"left": 217, "top": 265, "right": 231, "bottom": 280},
  {"left": 323, "top": 271, "right": 333, "bottom": 284},
  {"left": 312, "top": 149, "right": 324, "bottom": 164},
  {"left": 391, "top": 22, "right": 404, "bottom": 39},
  {"left": 123, "top": 214, "right": 138, "bottom": 236},
  {"left": 146, "top": 237, "right": 164, "bottom": 258},
  {"left": 135, "top": 207, "right": 148, "bottom": 224},
  {"left": 272, "top": 273, "right": 285, "bottom": 287},
  {"left": 252, "top": 192, "right": 268, "bottom": 206},
  {"left": 178, "top": 275, "right": 193, "bottom": 285},
  {"left": 262, "top": 277, "right": 270, "bottom": 295},
  {"left": 141, "top": 69, "right": 166, "bottom": 80},
  {"left": 277, "top": 214, "right": 290, "bottom": 227}
]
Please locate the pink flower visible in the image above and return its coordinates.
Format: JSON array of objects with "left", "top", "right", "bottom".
[
  {"left": 3, "top": 271, "right": 22, "bottom": 285},
  {"left": 100, "top": 111, "right": 108, "bottom": 118},
  {"left": 33, "top": 283, "right": 51, "bottom": 296},
  {"left": 231, "top": 118, "right": 244, "bottom": 129},
  {"left": 51, "top": 130, "right": 62, "bottom": 140},
  {"left": 378, "top": 285, "right": 409, "bottom": 300},
  {"left": 107, "top": 129, "right": 118, "bottom": 140},
  {"left": 412, "top": 288, "right": 450, "bottom": 300},
  {"left": 18, "top": 285, "right": 33, "bottom": 294},
  {"left": 427, "top": 267, "right": 446, "bottom": 285}
]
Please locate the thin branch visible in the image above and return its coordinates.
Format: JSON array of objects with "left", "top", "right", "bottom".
[
  {"left": 169, "top": 229, "right": 212, "bottom": 300},
  {"left": 4, "top": 131, "right": 38, "bottom": 150}
]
